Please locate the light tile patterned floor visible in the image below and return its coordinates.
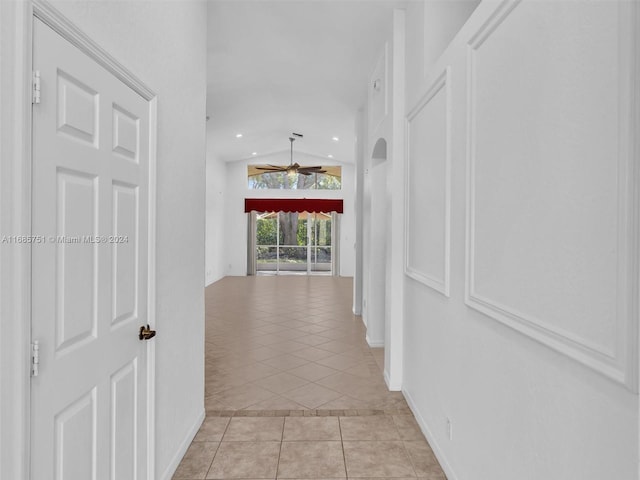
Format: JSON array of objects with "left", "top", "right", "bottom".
[{"left": 173, "top": 276, "right": 447, "bottom": 479}]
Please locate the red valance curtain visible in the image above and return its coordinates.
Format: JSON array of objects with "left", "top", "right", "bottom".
[{"left": 244, "top": 198, "right": 343, "bottom": 214}]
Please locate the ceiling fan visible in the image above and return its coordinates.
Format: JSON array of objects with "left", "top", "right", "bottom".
[{"left": 256, "top": 135, "right": 327, "bottom": 176}]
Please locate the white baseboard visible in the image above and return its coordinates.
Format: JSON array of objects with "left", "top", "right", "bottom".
[
  {"left": 403, "top": 389, "right": 459, "bottom": 480},
  {"left": 383, "top": 369, "right": 402, "bottom": 391},
  {"left": 159, "top": 408, "right": 205, "bottom": 480},
  {"left": 384, "top": 369, "right": 392, "bottom": 389},
  {"left": 365, "top": 334, "right": 384, "bottom": 348}
]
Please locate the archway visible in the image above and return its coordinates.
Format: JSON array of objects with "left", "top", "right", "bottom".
[{"left": 364, "top": 138, "right": 388, "bottom": 346}]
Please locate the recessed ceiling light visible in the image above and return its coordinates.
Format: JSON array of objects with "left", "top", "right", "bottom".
[
  {"left": 251, "top": 152, "right": 257, "bottom": 156},
  {"left": 235, "top": 133, "right": 243, "bottom": 138},
  {"left": 332, "top": 136, "right": 339, "bottom": 142},
  {"left": 327, "top": 154, "right": 334, "bottom": 158}
]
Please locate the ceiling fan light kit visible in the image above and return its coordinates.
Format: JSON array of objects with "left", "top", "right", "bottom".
[{"left": 255, "top": 135, "right": 327, "bottom": 176}]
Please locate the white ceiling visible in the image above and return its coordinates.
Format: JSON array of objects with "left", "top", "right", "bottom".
[{"left": 207, "top": 0, "right": 407, "bottom": 165}]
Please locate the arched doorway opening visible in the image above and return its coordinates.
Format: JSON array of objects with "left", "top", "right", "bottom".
[{"left": 364, "top": 137, "right": 388, "bottom": 346}]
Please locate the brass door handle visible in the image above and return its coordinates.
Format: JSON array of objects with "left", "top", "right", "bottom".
[{"left": 139, "top": 324, "right": 156, "bottom": 341}]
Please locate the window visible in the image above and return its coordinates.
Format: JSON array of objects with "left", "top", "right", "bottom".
[
  {"left": 255, "top": 211, "right": 333, "bottom": 274},
  {"left": 248, "top": 166, "right": 341, "bottom": 190}
]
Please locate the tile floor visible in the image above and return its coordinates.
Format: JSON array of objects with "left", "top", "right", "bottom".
[{"left": 173, "top": 275, "right": 447, "bottom": 479}]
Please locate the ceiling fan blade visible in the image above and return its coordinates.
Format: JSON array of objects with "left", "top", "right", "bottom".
[
  {"left": 298, "top": 168, "right": 326, "bottom": 174},
  {"left": 256, "top": 166, "right": 286, "bottom": 172},
  {"left": 300, "top": 166, "right": 324, "bottom": 170}
]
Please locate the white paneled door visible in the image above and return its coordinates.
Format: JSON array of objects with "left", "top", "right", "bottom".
[{"left": 31, "top": 18, "right": 152, "bottom": 480}]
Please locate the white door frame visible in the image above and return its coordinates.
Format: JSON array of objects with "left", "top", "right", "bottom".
[{"left": 0, "top": 1, "right": 158, "bottom": 479}]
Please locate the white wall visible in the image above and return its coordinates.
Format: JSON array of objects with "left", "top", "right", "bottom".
[
  {"left": 361, "top": 9, "right": 405, "bottom": 388},
  {"left": 205, "top": 147, "right": 227, "bottom": 285},
  {"left": 366, "top": 154, "right": 387, "bottom": 346},
  {"left": 397, "top": 1, "right": 639, "bottom": 479},
  {"left": 352, "top": 108, "right": 366, "bottom": 314},
  {"left": 222, "top": 151, "right": 356, "bottom": 277},
  {"left": 363, "top": 39, "right": 390, "bottom": 348},
  {"left": 406, "top": 0, "right": 480, "bottom": 109},
  {"left": 41, "top": 2, "right": 208, "bottom": 479}
]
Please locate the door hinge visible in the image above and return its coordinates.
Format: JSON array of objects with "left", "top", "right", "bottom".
[
  {"left": 32, "top": 70, "right": 41, "bottom": 104},
  {"left": 31, "top": 340, "right": 40, "bottom": 377}
]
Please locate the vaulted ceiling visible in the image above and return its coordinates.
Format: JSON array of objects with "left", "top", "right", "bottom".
[{"left": 206, "top": 0, "right": 407, "bottom": 165}]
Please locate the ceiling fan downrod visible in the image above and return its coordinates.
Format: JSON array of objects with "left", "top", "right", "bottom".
[{"left": 288, "top": 136, "right": 295, "bottom": 169}]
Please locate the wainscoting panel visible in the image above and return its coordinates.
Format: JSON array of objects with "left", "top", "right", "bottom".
[
  {"left": 465, "top": 0, "right": 638, "bottom": 389},
  {"left": 405, "top": 68, "right": 451, "bottom": 296}
]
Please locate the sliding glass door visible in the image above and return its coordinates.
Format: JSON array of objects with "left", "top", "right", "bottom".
[
  {"left": 255, "top": 211, "right": 333, "bottom": 274},
  {"left": 309, "top": 213, "right": 332, "bottom": 273}
]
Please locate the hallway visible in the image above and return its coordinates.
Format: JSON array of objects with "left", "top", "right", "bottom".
[{"left": 173, "top": 276, "right": 446, "bottom": 479}]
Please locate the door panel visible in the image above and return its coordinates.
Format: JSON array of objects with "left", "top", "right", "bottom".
[
  {"left": 55, "top": 170, "right": 98, "bottom": 352},
  {"left": 112, "top": 182, "right": 139, "bottom": 325},
  {"left": 32, "top": 18, "right": 151, "bottom": 480},
  {"left": 56, "top": 70, "right": 99, "bottom": 147},
  {"left": 110, "top": 361, "right": 137, "bottom": 480},
  {"left": 54, "top": 390, "right": 96, "bottom": 480},
  {"left": 112, "top": 104, "right": 140, "bottom": 162}
]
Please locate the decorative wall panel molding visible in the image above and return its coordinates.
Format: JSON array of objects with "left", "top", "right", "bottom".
[
  {"left": 405, "top": 68, "right": 451, "bottom": 297},
  {"left": 465, "top": 0, "right": 638, "bottom": 390}
]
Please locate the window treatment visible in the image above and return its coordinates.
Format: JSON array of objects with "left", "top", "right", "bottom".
[{"left": 244, "top": 198, "right": 343, "bottom": 214}]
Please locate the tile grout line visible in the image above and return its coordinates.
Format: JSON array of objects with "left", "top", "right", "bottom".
[
  {"left": 392, "top": 417, "right": 419, "bottom": 478},
  {"left": 203, "top": 417, "right": 231, "bottom": 480},
  {"left": 203, "top": 441, "right": 221, "bottom": 480},
  {"left": 274, "top": 416, "right": 285, "bottom": 480},
  {"left": 205, "top": 408, "right": 410, "bottom": 417},
  {"left": 338, "top": 416, "right": 348, "bottom": 479},
  {"left": 198, "top": 277, "right": 430, "bottom": 479}
]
